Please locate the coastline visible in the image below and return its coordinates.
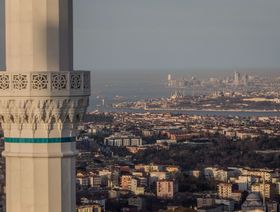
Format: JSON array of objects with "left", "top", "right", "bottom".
[
  {"left": 142, "top": 108, "right": 280, "bottom": 113},
  {"left": 103, "top": 106, "right": 280, "bottom": 117}
]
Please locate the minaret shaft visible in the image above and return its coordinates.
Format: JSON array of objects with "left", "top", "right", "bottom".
[
  {"left": 0, "top": 1, "right": 90, "bottom": 212},
  {"left": 5, "top": 0, "right": 73, "bottom": 72}
]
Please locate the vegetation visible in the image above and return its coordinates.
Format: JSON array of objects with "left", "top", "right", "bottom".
[
  {"left": 84, "top": 113, "right": 114, "bottom": 123},
  {"left": 133, "top": 138, "right": 280, "bottom": 170},
  {"left": 178, "top": 174, "right": 216, "bottom": 193}
]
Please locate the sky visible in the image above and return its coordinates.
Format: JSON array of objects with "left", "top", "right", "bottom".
[{"left": 1, "top": 0, "right": 280, "bottom": 76}]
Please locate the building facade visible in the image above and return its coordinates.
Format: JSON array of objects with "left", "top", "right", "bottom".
[
  {"left": 104, "top": 133, "right": 142, "bottom": 147},
  {"left": 157, "top": 180, "right": 177, "bottom": 199},
  {"left": 218, "top": 183, "right": 232, "bottom": 199}
]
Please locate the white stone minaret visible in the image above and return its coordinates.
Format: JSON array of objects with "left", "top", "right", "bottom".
[{"left": 0, "top": 1, "right": 90, "bottom": 212}]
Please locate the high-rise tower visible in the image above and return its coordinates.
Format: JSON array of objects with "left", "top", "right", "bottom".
[
  {"left": 234, "top": 71, "right": 241, "bottom": 86},
  {"left": 0, "top": 1, "right": 90, "bottom": 211}
]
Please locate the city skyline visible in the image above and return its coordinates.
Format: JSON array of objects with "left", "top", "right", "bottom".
[{"left": 1, "top": 0, "right": 280, "bottom": 75}]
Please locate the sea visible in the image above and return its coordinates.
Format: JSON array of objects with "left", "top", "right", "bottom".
[{"left": 89, "top": 75, "right": 280, "bottom": 117}]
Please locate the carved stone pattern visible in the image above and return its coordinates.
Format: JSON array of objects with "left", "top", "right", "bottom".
[
  {"left": 0, "top": 74, "right": 10, "bottom": 90},
  {"left": 70, "top": 74, "right": 81, "bottom": 89},
  {"left": 0, "top": 98, "right": 88, "bottom": 127},
  {"left": 52, "top": 74, "right": 67, "bottom": 90},
  {"left": 32, "top": 74, "right": 48, "bottom": 90},
  {"left": 12, "top": 74, "right": 28, "bottom": 90},
  {"left": 84, "top": 73, "right": 90, "bottom": 89}
]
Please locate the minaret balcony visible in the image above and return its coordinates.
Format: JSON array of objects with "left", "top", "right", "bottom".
[{"left": 0, "top": 71, "right": 91, "bottom": 97}]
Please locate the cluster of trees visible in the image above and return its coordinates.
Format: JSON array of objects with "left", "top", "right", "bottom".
[
  {"left": 178, "top": 174, "right": 216, "bottom": 193},
  {"left": 133, "top": 138, "right": 280, "bottom": 170},
  {"left": 84, "top": 113, "right": 114, "bottom": 123}
]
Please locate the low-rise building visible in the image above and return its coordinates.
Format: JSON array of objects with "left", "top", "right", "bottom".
[
  {"left": 197, "top": 197, "right": 215, "bottom": 209},
  {"left": 77, "top": 204, "right": 102, "bottom": 212},
  {"left": 121, "top": 175, "right": 133, "bottom": 190},
  {"left": 104, "top": 133, "right": 142, "bottom": 147},
  {"left": 77, "top": 173, "right": 89, "bottom": 188},
  {"left": 89, "top": 175, "right": 101, "bottom": 188},
  {"left": 266, "top": 201, "right": 278, "bottom": 212},
  {"left": 128, "top": 197, "right": 145, "bottom": 211},
  {"left": 157, "top": 180, "right": 177, "bottom": 199},
  {"left": 233, "top": 175, "right": 252, "bottom": 191},
  {"left": 251, "top": 183, "right": 275, "bottom": 199},
  {"left": 217, "top": 183, "right": 232, "bottom": 199},
  {"left": 150, "top": 171, "right": 170, "bottom": 184},
  {"left": 204, "top": 167, "right": 229, "bottom": 182},
  {"left": 131, "top": 178, "right": 145, "bottom": 195}
]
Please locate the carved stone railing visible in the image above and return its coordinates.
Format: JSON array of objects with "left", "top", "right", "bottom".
[{"left": 0, "top": 71, "right": 91, "bottom": 97}]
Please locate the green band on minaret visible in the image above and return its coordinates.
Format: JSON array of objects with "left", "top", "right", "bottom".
[{"left": 4, "top": 137, "right": 76, "bottom": 143}]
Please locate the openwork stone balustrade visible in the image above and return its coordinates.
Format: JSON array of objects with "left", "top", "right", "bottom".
[{"left": 0, "top": 71, "right": 91, "bottom": 97}]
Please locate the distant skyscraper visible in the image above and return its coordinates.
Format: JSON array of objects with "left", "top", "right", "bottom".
[
  {"left": 168, "top": 74, "right": 172, "bottom": 81},
  {"left": 167, "top": 74, "right": 172, "bottom": 87},
  {"left": 243, "top": 74, "right": 249, "bottom": 86},
  {"left": 0, "top": 1, "right": 90, "bottom": 212},
  {"left": 234, "top": 72, "right": 241, "bottom": 86}
]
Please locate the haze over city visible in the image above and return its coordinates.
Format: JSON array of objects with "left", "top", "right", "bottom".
[{"left": 1, "top": 0, "right": 280, "bottom": 77}]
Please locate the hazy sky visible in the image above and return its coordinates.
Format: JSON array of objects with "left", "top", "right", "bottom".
[{"left": 1, "top": 0, "right": 280, "bottom": 75}]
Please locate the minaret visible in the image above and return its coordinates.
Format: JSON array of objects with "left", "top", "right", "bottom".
[{"left": 0, "top": 1, "right": 90, "bottom": 212}]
